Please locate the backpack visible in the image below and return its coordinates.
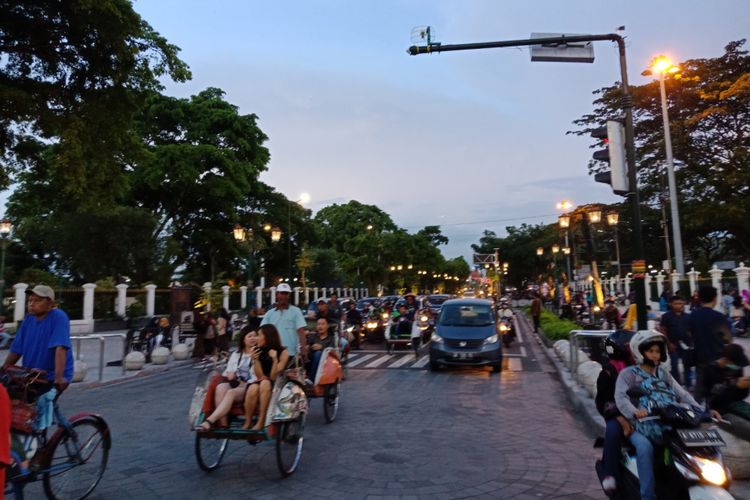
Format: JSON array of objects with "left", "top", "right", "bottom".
[{"left": 633, "top": 366, "right": 677, "bottom": 443}]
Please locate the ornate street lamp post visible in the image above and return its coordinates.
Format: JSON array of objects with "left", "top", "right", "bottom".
[
  {"left": 607, "top": 211, "right": 622, "bottom": 279},
  {"left": 0, "top": 218, "right": 12, "bottom": 314}
]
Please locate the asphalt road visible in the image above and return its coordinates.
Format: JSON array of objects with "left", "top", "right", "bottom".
[{"left": 18, "top": 316, "right": 605, "bottom": 499}]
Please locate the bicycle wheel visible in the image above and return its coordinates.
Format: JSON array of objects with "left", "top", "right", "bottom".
[
  {"left": 323, "top": 382, "right": 340, "bottom": 423},
  {"left": 194, "top": 433, "right": 228, "bottom": 472},
  {"left": 275, "top": 414, "right": 305, "bottom": 477},
  {"left": 42, "top": 416, "right": 110, "bottom": 500}
]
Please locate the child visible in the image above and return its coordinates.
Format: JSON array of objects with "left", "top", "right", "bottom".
[{"left": 614, "top": 331, "right": 718, "bottom": 500}]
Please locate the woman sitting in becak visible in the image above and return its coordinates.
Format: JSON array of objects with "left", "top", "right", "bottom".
[
  {"left": 242, "top": 324, "right": 289, "bottom": 431},
  {"left": 615, "top": 331, "right": 720, "bottom": 500},
  {"left": 198, "top": 328, "right": 258, "bottom": 430}
]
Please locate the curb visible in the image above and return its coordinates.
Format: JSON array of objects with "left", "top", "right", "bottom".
[{"left": 67, "top": 359, "right": 195, "bottom": 390}]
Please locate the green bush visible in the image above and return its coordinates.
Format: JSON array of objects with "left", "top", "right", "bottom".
[
  {"left": 524, "top": 306, "right": 579, "bottom": 341},
  {"left": 126, "top": 301, "right": 145, "bottom": 318}
]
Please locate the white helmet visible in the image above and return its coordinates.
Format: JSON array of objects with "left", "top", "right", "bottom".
[{"left": 629, "top": 330, "right": 668, "bottom": 365}]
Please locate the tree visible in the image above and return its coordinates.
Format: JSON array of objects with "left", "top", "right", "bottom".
[
  {"left": 0, "top": 0, "right": 191, "bottom": 196},
  {"left": 570, "top": 40, "right": 750, "bottom": 261}
]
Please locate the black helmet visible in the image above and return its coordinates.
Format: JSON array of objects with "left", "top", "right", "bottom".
[{"left": 605, "top": 330, "right": 634, "bottom": 363}]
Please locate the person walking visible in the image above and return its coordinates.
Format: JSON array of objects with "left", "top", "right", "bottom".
[
  {"left": 260, "top": 283, "right": 307, "bottom": 359},
  {"left": 530, "top": 294, "right": 541, "bottom": 333},
  {"left": 687, "top": 286, "right": 732, "bottom": 402},
  {"left": 659, "top": 296, "right": 692, "bottom": 387}
]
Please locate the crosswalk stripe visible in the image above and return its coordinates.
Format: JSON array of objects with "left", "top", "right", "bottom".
[
  {"left": 388, "top": 355, "right": 416, "bottom": 368},
  {"left": 364, "top": 354, "right": 394, "bottom": 368},
  {"left": 347, "top": 354, "right": 376, "bottom": 367},
  {"left": 411, "top": 356, "right": 430, "bottom": 368},
  {"left": 508, "top": 358, "right": 523, "bottom": 371}
]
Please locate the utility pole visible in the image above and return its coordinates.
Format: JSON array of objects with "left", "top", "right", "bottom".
[{"left": 408, "top": 32, "right": 648, "bottom": 328}]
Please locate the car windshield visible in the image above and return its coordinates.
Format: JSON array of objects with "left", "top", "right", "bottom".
[
  {"left": 438, "top": 304, "right": 493, "bottom": 327},
  {"left": 427, "top": 296, "right": 449, "bottom": 306}
]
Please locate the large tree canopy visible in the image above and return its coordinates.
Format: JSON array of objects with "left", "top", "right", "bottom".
[
  {"left": 0, "top": 0, "right": 190, "bottom": 194},
  {"left": 570, "top": 40, "right": 750, "bottom": 260}
]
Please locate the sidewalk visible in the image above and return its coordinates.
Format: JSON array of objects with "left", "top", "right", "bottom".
[
  {"left": 521, "top": 313, "right": 750, "bottom": 500},
  {"left": 0, "top": 329, "right": 194, "bottom": 389}
]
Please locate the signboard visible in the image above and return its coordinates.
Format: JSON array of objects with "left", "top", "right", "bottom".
[{"left": 529, "top": 33, "right": 595, "bottom": 63}]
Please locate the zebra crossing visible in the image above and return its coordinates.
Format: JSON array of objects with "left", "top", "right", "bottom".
[{"left": 344, "top": 350, "right": 525, "bottom": 371}]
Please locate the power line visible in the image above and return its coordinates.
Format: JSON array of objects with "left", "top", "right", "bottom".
[{"left": 402, "top": 213, "right": 557, "bottom": 230}]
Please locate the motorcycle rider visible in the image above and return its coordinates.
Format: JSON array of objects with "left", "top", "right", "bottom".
[
  {"left": 614, "top": 331, "right": 719, "bottom": 500},
  {"left": 403, "top": 293, "right": 418, "bottom": 321},
  {"left": 344, "top": 301, "right": 363, "bottom": 350},
  {"left": 595, "top": 330, "right": 634, "bottom": 494},
  {"left": 497, "top": 299, "right": 513, "bottom": 320}
]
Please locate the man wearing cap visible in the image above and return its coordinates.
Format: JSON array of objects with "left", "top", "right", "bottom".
[
  {"left": 3, "top": 285, "right": 74, "bottom": 392},
  {"left": 260, "top": 283, "right": 307, "bottom": 359}
]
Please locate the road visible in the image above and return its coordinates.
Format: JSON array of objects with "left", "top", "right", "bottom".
[{"left": 20, "top": 316, "right": 605, "bottom": 499}]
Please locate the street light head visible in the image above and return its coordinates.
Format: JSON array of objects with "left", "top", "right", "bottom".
[
  {"left": 233, "top": 224, "right": 246, "bottom": 242},
  {"left": 271, "top": 226, "right": 282, "bottom": 242},
  {"left": 536, "top": 247, "right": 544, "bottom": 256},
  {"left": 563, "top": 246, "right": 571, "bottom": 255},
  {"left": 652, "top": 55, "right": 674, "bottom": 74},
  {"left": 606, "top": 211, "right": 619, "bottom": 226},
  {"left": 0, "top": 219, "right": 11, "bottom": 237},
  {"left": 588, "top": 208, "right": 602, "bottom": 224},
  {"left": 366, "top": 224, "right": 374, "bottom": 231},
  {"left": 556, "top": 200, "right": 573, "bottom": 211},
  {"left": 559, "top": 214, "right": 570, "bottom": 229},
  {"left": 263, "top": 223, "right": 272, "bottom": 232},
  {"left": 298, "top": 192, "right": 311, "bottom": 205},
  {"left": 552, "top": 244, "right": 560, "bottom": 254}
]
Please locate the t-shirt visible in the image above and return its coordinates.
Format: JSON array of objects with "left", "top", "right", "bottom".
[
  {"left": 260, "top": 306, "right": 306, "bottom": 356},
  {"left": 0, "top": 385, "right": 10, "bottom": 465},
  {"left": 10, "top": 309, "right": 74, "bottom": 382},
  {"left": 659, "top": 310, "right": 691, "bottom": 346},
  {"left": 687, "top": 307, "right": 730, "bottom": 365},
  {"left": 258, "top": 346, "right": 287, "bottom": 377}
]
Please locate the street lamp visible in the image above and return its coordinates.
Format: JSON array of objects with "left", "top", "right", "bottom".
[
  {"left": 588, "top": 208, "right": 602, "bottom": 224},
  {"left": 0, "top": 218, "right": 13, "bottom": 314},
  {"left": 557, "top": 202, "right": 575, "bottom": 291},
  {"left": 558, "top": 214, "right": 570, "bottom": 229},
  {"left": 271, "top": 226, "right": 282, "bottom": 243},
  {"left": 643, "top": 55, "right": 685, "bottom": 276},
  {"left": 607, "top": 211, "right": 622, "bottom": 279},
  {"left": 551, "top": 244, "right": 560, "bottom": 254},
  {"left": 556, "top": 200, "right": 573, "bottom": 211},
  {"left": 536, "top": 247, "right": 544, "bottom": 256}
]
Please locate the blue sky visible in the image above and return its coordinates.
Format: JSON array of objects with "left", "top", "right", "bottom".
[{"left": 129, "top": 0, "right": 748, "bottom": 261}]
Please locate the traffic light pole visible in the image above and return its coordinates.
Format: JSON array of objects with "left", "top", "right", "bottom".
[{"left": 409, "top": 33, "right": 648, "bottom": 328}]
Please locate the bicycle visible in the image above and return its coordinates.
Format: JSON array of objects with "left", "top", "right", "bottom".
[{"left": 2, "top": 367, "right": 111, "bottom": 500}]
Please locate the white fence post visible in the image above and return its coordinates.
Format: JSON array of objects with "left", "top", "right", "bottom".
[
  {"left": 671, "top": 271, "right": 681, "bottom": 298},
  {"left": 735, "top": 262, "right": 750, "bottom": 293},
  {"left": 221, "top": 285, "right": 230, "bottom": 310},
  {"left": 294, "top": 287, "right": 301, "bottom": 305},
  {"left": 255, "top": 286, "right": 262, "bottom": 309},
  {"left": 304, "top": 287, "right": 310, "bottom": 306},
  {"left": 656, "top": 272, "right": 665, "bottom": 299},
  {"left": 13, "top": 283, "right": 28, "bottom": 322},
  {"left": 687, "top": 268, "right": 700, "bottom": 296},
  {"left": 116, "top": 283, "right": 128, "bottom": 317},
  {"left": 709, "top": 265, "right": 724, "bottom": 311},
  {"left": 145, "top": 284, "right": 157, "bottom": 316},
  {"left": 240, "top": 286, "right": 248, "bottom": 309},
  {"left": 82, "top": 283, "right": 96, "bottom": 321}
]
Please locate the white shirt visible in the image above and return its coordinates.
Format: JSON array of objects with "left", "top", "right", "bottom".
[{"left": 224, "top": 350, "right": 257, "bottom": 383}]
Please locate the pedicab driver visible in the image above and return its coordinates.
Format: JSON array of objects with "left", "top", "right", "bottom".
[
  {"left": 260, "top": 283, "right": 308, "bottom": 360},
  {"left": 3, "top": 285, "right": 74, "bottom": 394}
]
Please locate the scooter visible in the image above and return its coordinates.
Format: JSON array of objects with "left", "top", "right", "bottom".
[
  {"left": 595, "top": 392, "right": 734, "bottom": 499},
  {"left": 498, "top": 318, "right": 514, "bottom": 347}
]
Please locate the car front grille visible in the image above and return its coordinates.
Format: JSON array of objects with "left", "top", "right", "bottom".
[{"left": 444, "top": 338, "right": 483, "bottom": 349}]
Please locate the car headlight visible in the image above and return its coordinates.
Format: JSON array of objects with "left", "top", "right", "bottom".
[
  {"left": 484, "top": 334, "right": 498, "bottom": 345},
  {"left": 381, "top": 313, "right": 388, "bottom": 320},
  {"left": 694, "top": 457, "right": 727, "bottom": 486},
  {"left": 431, "top": 333, "right": 443, "bottom": 343},
  {"left": 367, "top": 321, "right": 378, "bottom": 329},
  {"left": 420, "top": 315, "right": 429, "bottom": 323}
]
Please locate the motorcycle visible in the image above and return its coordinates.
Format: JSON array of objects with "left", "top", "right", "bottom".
[
  {"left": 417, "top": 311, "right": 434, "bottom": 343},
  {"left": 595, "top": 389, "right": 734, "bottom": 499},
  {"left": 498, "top": 318, "right": 514, "bottom": 347}
]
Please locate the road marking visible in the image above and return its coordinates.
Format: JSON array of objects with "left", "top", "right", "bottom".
[
  {"left": 503, "top": 353, "right": 524, "bottom": 358},
  {"left": 508, "top": 358, "right": 523, "bottom": 371},
  {"left": 347, "top": 354, "right": 376, "bottom": 367},
  {"left": 411, "top": 356, "right": 430, "bottom": 368},
  {"left": 389, "top": 355, "right": 416, "bottom": 368},
  {"left": 520, "top": 346, "right": 527, "bottom": 357},
  {"left": 365, "top": 354, "right": 393, "bottom": 368}
]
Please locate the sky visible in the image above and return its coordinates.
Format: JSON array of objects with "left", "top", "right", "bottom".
[{"left": 129, "top": 0, "right": 749, "bottom": 262}]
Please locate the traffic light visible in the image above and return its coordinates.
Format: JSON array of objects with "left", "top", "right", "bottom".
[{"left": 592, "top": 120, "right": 629, "bottom": 196}]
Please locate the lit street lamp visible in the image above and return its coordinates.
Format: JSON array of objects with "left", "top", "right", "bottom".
[
  {"left": 643, "top": 55, "right": 685, "bottom": 276},
  {"left": 556, "top": 201, "right": 574, "bottom": 289},
  {"left": 536, "top": 247, "right": 544, "bottom": 256},
  {"left": 271, "top": 226, "right": 282, "bottom": 243},
  {"left": 0, "top": 218, "right": 12, "bottom": 314},
  {"left": 587, "top": 208, "right": 602, "bottom": 224}
]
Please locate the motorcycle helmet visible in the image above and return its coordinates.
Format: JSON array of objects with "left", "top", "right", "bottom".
[
  {"left": 630, "top": 330, "right": 668, "bottom": 365},
  {"left": 604, "top": 330, "right": 634, "bottom": 362}
]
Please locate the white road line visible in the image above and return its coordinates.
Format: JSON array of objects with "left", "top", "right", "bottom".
[
  {"left": 389, "top": 355, "right": 415, "bottom": 368},
  {"left": 346, "top": 353, "right": 360, "bottom": 362},
  {"left": 514, "top": 315, "right": 525, "bottom": 344},
  {"left": 508, "top": 358, "right": 523, "bottom": 371},
  {"left": 520, "top": 346, "right": 527, "bottom": 357},
  {"left": 503, "top": 353, "right": 524, "bottom": 358},
  {"left": 365, "top": 354, "right": 393, "bottom": 368},
  {"left": 347, "top": 354, "right": 376, "bottom": 367},
  {"left": 411, "top": 356, "right": 430, "bottom": 368}
]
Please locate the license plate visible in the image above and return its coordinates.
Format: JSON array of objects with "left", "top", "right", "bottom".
[
  {"left": 452, "top": 352, "right": 474, "bottom": 359},
  {"left": 677, "top": 429, "right": 726, "bottom": 447}
]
